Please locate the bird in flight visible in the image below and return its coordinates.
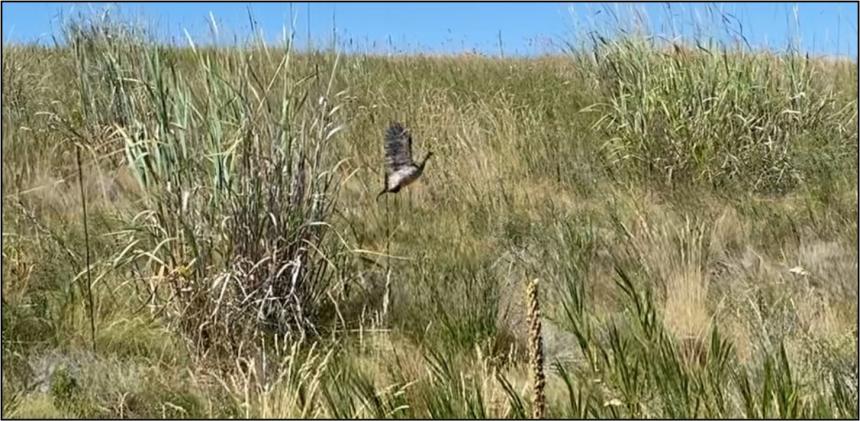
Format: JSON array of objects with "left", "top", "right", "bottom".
[{"left": 377, "top": 122, "right": 433, "bottom": 200}]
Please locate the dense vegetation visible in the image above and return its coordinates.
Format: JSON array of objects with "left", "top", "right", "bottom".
[{"left": 2, "top": 12, "right": 857, "bottom": 418}]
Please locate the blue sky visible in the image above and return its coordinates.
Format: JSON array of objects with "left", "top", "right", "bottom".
[{"left": 2, "top": 2, "right": 858, "bottom": 57}]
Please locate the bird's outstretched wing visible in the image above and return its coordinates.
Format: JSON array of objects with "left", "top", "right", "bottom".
[{"left": 384, "top": 122, "right": 413, "bottom": 173}]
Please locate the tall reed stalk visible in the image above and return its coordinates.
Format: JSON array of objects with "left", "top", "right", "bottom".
[
  {"left": 74, "top": 142, "right": 96, "bottom": 353},
  {"left": 526, "top": 278, "right": 545, "bottom": 419}
]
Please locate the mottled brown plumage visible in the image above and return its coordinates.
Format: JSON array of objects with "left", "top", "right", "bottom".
[{"left": 377, "top": 122, "right": 432, "bottom": 200}]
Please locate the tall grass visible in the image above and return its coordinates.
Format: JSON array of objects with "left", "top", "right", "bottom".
[
  {"left": 2, "top": 8, "right": 857, "bottom": 419},
  {"left": 57, "top": 15, "right": 355, "bottom": 355},
  {"left": 573, "top": 33, "right": 857, "bottom": 194}
]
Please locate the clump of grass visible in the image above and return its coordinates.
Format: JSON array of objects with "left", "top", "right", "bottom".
[
  {"left": 56, "top": 14, "right": 353, "bottom": 354},
  {"left": 573, "top": 28, "right": 857, "bottom": 194},
  {"left": 211, "top": 339, "right": 336, "bottom": 418}
]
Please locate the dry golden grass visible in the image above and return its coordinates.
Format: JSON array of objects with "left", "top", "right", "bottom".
[{"left": 2, "top": 11, "right": 857, "bottom": 418}]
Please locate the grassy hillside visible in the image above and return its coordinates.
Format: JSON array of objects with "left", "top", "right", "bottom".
[{"left": 2, "top": 15, "right": 857, "bottom": 418}]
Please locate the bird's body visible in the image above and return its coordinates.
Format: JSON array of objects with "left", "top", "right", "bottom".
[{"left": 377, "top": 122, "right": 432, "bottom": 199}]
